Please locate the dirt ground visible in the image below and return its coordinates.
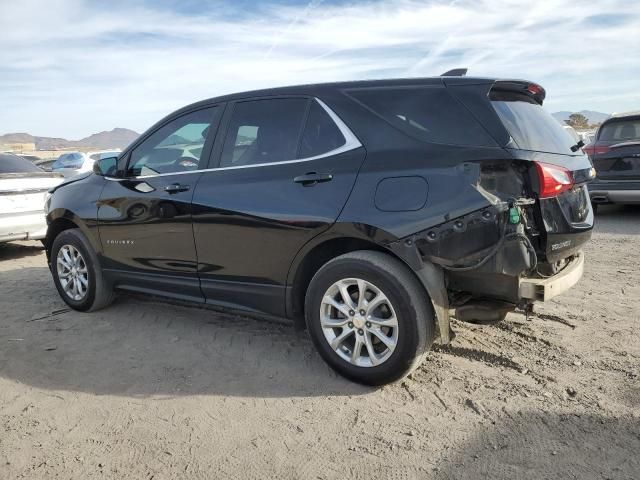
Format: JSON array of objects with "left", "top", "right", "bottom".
[{"left": 0, "top": 205, "right": 638, "bottom": 480}]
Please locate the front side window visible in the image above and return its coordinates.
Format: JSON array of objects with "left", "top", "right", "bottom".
[
  {"left": 127, "top": 107, "right": 217, "bottom": 177},
  {"left": 220, "top": 98, "right": 308, "bottom": 167}
]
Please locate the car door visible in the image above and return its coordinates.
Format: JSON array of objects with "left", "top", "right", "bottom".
[
  {"left": 97, "top": 105, "right": 222, "bottom": 302},
  {"left": 192, "top": 96, "right": 365, "bottom": 316}
]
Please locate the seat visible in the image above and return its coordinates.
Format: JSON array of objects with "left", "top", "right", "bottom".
[{"left": 619, "top": 124, "right": 637, "bottom": 140}]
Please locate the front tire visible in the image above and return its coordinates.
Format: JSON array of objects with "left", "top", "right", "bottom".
[
  {"left": 305, "top": 251, "right": 435, "bottom": 386},
  {"left": 51, "top": 228, "right": 114, "bottom": 311}
]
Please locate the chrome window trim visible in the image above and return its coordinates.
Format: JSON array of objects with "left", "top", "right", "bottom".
[{"left": 106, "top": 98, "right": 362, "bottom": 181}]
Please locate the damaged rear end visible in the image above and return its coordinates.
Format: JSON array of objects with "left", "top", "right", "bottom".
[{"left": 409, "top": 79, "right": 595, "bottom": 322}]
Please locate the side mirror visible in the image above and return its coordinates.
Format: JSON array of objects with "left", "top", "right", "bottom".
[{"left": 93, "top": 156, "right": 119, "bottom": 177}]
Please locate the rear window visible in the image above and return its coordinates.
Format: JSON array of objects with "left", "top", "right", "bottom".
[
  {"left": 598, "top": 119, "right": 640, "bottom": 142},
  {"left": 0, "top": 153, "right": 43, "bottom": 174},
  {"left": 490, "top": 92, "right": 577, "bottom": 155},
  {"left": 346, "top": 86, "right": 494, "bottom": 146}
]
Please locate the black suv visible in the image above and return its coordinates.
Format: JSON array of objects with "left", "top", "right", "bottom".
[
  {"left": 45, "top": 75, "right": 594, "bottom": 385},
  {"left": 585, "top": 111, "right": 640, "bottom": 208}
]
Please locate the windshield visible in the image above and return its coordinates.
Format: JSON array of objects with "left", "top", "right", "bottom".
[
  {"left": 52, "top": 153, "right": 84, "bottom": 170},
  {"left": 491, "top": 92, "right": 578, "bottom": 155}
]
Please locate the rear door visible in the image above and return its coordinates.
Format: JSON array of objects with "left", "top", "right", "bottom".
[
  {"left": 589, "top": 117, "right": 640, "bottom": 181},
  {"left": 192, "top": 96, "right": 365, "bottom": 316}
]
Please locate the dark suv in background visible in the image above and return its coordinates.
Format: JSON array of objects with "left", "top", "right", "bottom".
[
  {"left": 585, "top": 111, "right": 640, "bottom": 208},
  {"left": 45, "top": 75, "right": 594, "bottom": 385}
]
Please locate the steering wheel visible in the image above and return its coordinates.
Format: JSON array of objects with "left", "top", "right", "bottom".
[{"left": 176, "top": 157, "right": 199, "bottom": 171}]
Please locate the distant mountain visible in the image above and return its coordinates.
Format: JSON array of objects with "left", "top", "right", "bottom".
[
  {"left": 76, "top": 128, "right": 140, "bottom": 150},
  {"left": 0, "top": 128, "right": 139, "bottom": 150},
  {"left": 552, "top": 110, "right": 610, "bottom": 125}
]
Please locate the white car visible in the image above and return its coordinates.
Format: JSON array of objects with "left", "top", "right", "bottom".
[
  {"left": 562, "top": 125, "right": 581, "bottom": 143},
  {"left": 0, "top": 153, "right": 64, "bottom": 243},
  {"left": 51, "top": 150, "right": 120, "bottom": 177},
  {"left": 579, "top": 131, "right": 596, "bottom": 145}
]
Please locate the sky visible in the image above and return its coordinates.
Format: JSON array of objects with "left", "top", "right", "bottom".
[{"left": 1, "top": 0, "right": 639, "bottom": 139}]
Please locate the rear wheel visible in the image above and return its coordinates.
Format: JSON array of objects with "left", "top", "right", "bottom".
[
  {"left": 51, "top": 229, "right": 114, "bottom": 311},
  {"left": 305, "top": 251, "right": 435, "bottom": 385}
]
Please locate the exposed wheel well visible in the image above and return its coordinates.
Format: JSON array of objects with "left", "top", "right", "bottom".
[
  {"left": 290, "top": 237, "right": 407, "bottom": 320},
  {"left": 44, "top": 218, "right": 79, "bottom": 256}
]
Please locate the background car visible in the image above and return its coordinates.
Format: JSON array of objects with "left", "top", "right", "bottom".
[
  {"left": 563, "top": 125, "right": 581, "bottom": 143},
  {"left": 584, "top": 111, "right": 640, "bottom": 209},
  {"left": 34, "top": 158, "right": 57, "bottom": 171},
  {"left": 579, "top": 131, "right": 596, "bottom": 145},
  {"left": 51, "top": 150, "right": 120, "bottom": 177},
  {"left": 16, "top": 154, "right": 42, "bottom": 163},
  {"left": 0, "top": 153, "right": 63, "bottom": 243}
]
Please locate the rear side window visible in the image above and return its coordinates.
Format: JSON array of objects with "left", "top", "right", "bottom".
[
  {"left": 299, "top": 101, "right": 346, "bottom": 158},
  {"left": 0, "top": 154, "right": 43, "bottom": 173},
  {"left": 491, "top": 92, "right": 577, "bottom": 155},
  {"left": 346, "top": 86, "right": 494, "bottom": 146},
  {"left": 220, "top": 98, "right": 309, "bottom": 167},
  {"left": 598, "top": 120, "right": 640, "bottom": 142}
]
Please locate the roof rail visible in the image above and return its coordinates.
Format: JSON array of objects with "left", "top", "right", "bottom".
[{"left": 441, "top": 68, "right": 467, "bottom": 77}]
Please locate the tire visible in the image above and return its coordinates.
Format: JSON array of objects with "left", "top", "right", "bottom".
[
  {"left": 305, "top": 250, "right": 435, "bottom": 386},
  {"left": 50, "top": 228, "right": 114, "bottom": 312}
]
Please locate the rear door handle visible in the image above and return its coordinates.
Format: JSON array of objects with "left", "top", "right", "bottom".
[
  {"left": 164, "top": 183, "right": 190, "bottom": 194},
  {"left": 293, "top": 172, "right": 333, "bottom": 186}
]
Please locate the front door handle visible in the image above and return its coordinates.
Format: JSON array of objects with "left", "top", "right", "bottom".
[
  {"left": 164, "top": 183, "right": 190, "bottom": 194},
  {"left": 293, "top": 172, "right": 333, "bottom": 186}
]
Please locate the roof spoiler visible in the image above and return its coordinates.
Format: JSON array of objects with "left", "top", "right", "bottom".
[
  {"left": 491, "top": 80, "right": 546, "bottom": 105},
  {"left": 441, "top": 68, "right": 467, "bottom": 77}
]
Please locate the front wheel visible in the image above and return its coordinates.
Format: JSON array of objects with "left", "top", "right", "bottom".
[
  {"left": 51, "top": 228, "right": 114, "bottom": 311},
  {"left": 305, "top": 251, "right": 435, "bottom": 386}
]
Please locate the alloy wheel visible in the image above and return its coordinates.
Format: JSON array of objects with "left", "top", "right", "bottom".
[
  {"left": 320, "top": 278, "right": 398, "bottom": 367},
  {"left": 56, "top": 244, "right": 89, "bottom": 301}
]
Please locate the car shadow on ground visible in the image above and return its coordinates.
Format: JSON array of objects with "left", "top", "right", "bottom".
[
  {"left": 433, "top": 411, "right": 640, "bottom": 480},
  {"left": 594, "top": 204, "right": 640, "bottom": 235},
  {"left": 0, "top": 241, "right": 44, "bottom": 260},
  {"left": 0, "top": 266, "right": 371, "bottom": 398}
]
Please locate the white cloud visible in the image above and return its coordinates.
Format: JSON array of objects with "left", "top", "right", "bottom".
[{"left": 0, "top": 0, "right": 638, "bottom": 138}]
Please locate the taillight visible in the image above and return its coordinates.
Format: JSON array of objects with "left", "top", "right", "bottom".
[
  {"left": 526, "top": 83, "right": 543, "bottom": 95},
  {"left": 535, "top": 162, "right": 574, "bottom": 198},
  {"left": 583, "top": 144, "right": 609, "bottom": 157}
]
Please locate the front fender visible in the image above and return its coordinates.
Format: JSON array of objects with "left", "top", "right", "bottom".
[{"left": 45, "top": 174, "right": 106, "bottom": 256}]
